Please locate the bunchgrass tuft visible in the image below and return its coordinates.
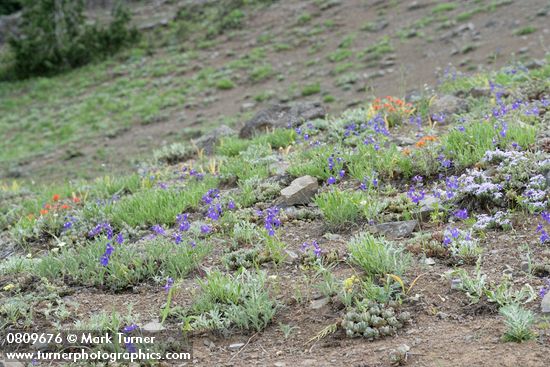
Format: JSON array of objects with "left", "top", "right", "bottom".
[
  {"left": 348, "top": 232, "right": 410, "bottom": 277},
  {"left": 187, "top": 270, "right": 277, "bottom": 332},
  {"left": 315, "top": 189, "right": 363, "bottom": 230}
]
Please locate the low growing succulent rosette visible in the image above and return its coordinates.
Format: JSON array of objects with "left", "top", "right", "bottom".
[{"left": 341, "top": 300, "right": 411, "bottom": 340}]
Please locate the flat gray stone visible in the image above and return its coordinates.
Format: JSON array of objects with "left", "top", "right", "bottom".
[
  {"left": 193, "top": 125, "right": 236, "bottom": 155},
  {"left": 451, "top": 278, "right": 462, "bottom": 290},
  {"left": 417, "top": 195, "right": 443, "bottom": 221},
  {"left": 142, "top": 319, "right": 165, "bottom": 333},
  {"left": 424, "top": 257, "right": 436, "bottom": 266},
  {"left": 371, "top": 220, "right": 418, "bottom": 238},
  {"left": 542, "top": 293, "right": 550, "bottom": 313},
  {"left": 429, "top": 95, "right": 468, "bottom": 124},
  {"left": 279, "top": 175, "right": 318, "bottom": 206},
  {"left": 229, "top": 342, "right": 245, "bottom": 351},
  {"left": 239, "top": 102, "right": 326, "bottom": 138},
  {"left": 310, "top": 297, "right": 330, "bottom": 310}
]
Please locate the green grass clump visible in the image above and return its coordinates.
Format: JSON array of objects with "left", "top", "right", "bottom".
[
  {"left": 255, "top": 128, "right": 296, "bottom": 148},
  {"left": 87, "top": 174, "right": 143, "bottom": 198},
  {"left": 34, "top": 237, "right": 210, "bottom": 290},
  {"left": 348, "top": 232, "right": 409, "bottom": 277},
  {"left": 288, "top": 145, "right": 345, "bottom": 180},
  {"left": 347, "top": 144, "right": 413, "bottom": 180},
  {"left": 443, "top": 121, "right": 536, "bottom": 168},
  {"left": 249, "top": 64, "right": 273, "bottom": 83},
  {"left": 186, "top": 270, "right": 277, "bottom": 332},
  {"left": 301, "top": 82, "right": 321, "bottom": 96},
  {"left": 220, "top": 144, "right": 275, "bottom": 182},
  {"left": 297, "top": 12, "right": 312, "bottom": 24},
  {"left": 315, "top": 189, "right": 363, "bottom": 230},
  {"left": 216, "top": 78, "right": 236, "bottom": 90},
  {"left": 513, "top": 26, "right": 536, "bottom": 36},
  {"left": 328, "top": 49, "right": 353, "bottom": 63},
  {"left": 432, "top": 3, "right": 457, "bottom": 14},
  {"left": 499, "top": 304, "right": 535, "bottom": 342},
  {"left": 153, "top": 142, "right": 193, "bottom": 164},
  {"left": 108, "top": 176, "right": 217, "bottom": 228},
  {"left": 358, "top": 36, "right": 393, "bottom": 61},
  {"left": 216, "top": 136, "right": 251, "bottom": 156}
]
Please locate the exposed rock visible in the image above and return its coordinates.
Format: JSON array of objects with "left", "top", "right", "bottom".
[
  {"left": 424, "top": 257, "right": 436, "bottom": 266},
  {"left": 310, "top": 297, "right": 330, "bottom": 310},
  {"left": 228, "top": 343, "right": 245, "bottom": 351},
  {"left": 469, "top": 87, "right": 491, "bottom": 97},
  {"left": 525, "top": 59, "right": 545, "bottom": 70},
  {"left": 192, "top": 125, "right": 236, "bottom": 154},
  {"left": 450, "top": 278, "right": 462, "bottom": 290},
  {"left": 542, "top": 293, "right": 550, "bottom": 313},
  {"left": 407, "top": 1, "right": 430, "bottom": 10},
  {"left": 2, "top": 361, "right": 25, "bottom": 367},
  {"left": 429, "top": 95, "right": 468, "bottom": 124},
  {"left": 405, "top": 89, "right": 423, "bottom": 103},
  {"left": 366, "top": 19, "right": 389, "bottom": 32},
  {"left": 279, "top": 175, "right": 319, "bottom": 206},
  {"left": 370, "top": 220, "right": 418, "bottom": 238},
  {"left": 138, "top": 18, "right": 170, "bottom": 31},
  {"left": 240, "top": 102, "right": 256, "bottom": 112},
  {"left": 417, "top": 195, "right": 443, "bottom": 221},
  {"left": 284, "top": 249, "right": 299, "bottom": 262},
  {"left": 239, "top": 102, "right": 326, "bottom": 138},
  {"left": 391, "top": 135, "right": 416, "bottom": 146},
  {"left": 142, "top": 319, "right": 165, "bottom": 333}
]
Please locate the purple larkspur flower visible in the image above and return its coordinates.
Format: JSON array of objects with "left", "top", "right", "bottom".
[
  {"left": 177, "top": 213, "right": 191, "bottom": 231},
  {"left": 202, "top": 188, "right": 220, "bottom": 204},
  {"left": 327, "top": 176, "right": 336, "bottom": 185},
  {"left": 207, "top": 203, "right": 223, "bottom": 221},
  {"left": 63, "top": 221, "right": 72, "bottom": 230},
  {"left": 116, "top": 233, "right": 124, "bottom": 245},
  {"left": 407, "top": 186, "right": 425, "bottom": 204},
  {"left": 261, "top": 207, "right": 281, "bottom": 236},
  {"left": 228, "top": 200, "right": 236, "bottom": 210},
  {"left": 123, "top": 324, "right": 139, "bottom": 333},
  {"left": 312, "top": 241, "right": 322, "bottom": 257},
  {"left": 151, "top": 224, "right": 166, "bottom": 236},
  {"left": 454, "top": 209, "right": 468, "bottom": 220},
  {"left": 164, "top": 277, "right": 174, "bottom": 292},
  {"left": 328, "top": 155, "right": 335, "bottom": 171},
  {"left": 450, "top": 228, "right": 460, "bottom": 239},
  {"left": 100, "top": 242, "right": 114, "bottom": 267},
  {"left": 339, "top": 169, "right": 345, "bottom": 178},
  {"left": 542, "top": 211, "right": 550, "bottom": 224},
  {"left": 173, "top": 232, "right": 182, "bottom": 244},
  {"left": 301, "top": 240, "right": 322, "bottom": 257},
  {"left": 200, "top": 224, "right": 211, "bottom": 234}
]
